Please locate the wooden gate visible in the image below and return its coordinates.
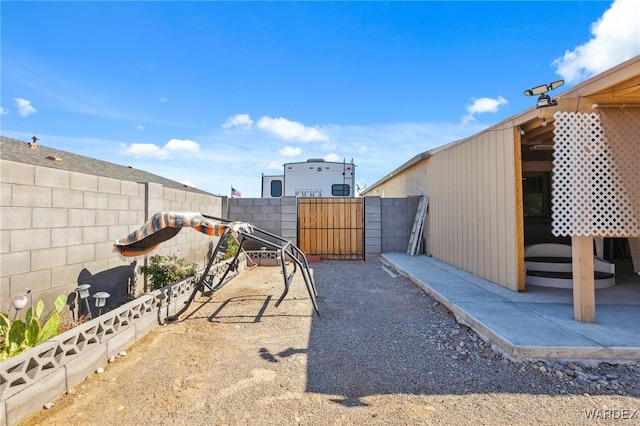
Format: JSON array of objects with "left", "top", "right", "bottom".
[{"left": 298, "top": 198, "right": 364, "bottom": 260}]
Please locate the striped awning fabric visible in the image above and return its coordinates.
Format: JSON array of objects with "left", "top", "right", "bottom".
[{"left": 114, "top": 211, "right": 253, "bottom": 257}]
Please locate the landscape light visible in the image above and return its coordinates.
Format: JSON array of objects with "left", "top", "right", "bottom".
[
  {"left": 75, "top": 284, "right": 92, "bottom": 317},
  {"left": 93, "top": 292, "right": 110, "bottom": 316}
]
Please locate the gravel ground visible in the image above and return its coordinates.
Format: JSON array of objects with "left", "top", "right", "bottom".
[{"left": 23, "top": 257, "right": 639, "bottom": 426}]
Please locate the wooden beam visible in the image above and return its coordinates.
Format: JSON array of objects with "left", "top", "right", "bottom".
[
  {"left": 514, "top": 129, "right": 525, "bottom": 291},
  {"left": 572, "top": 235, "right": 596, "bottom": 322}
]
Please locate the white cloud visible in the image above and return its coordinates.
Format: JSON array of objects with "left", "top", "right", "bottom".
[
  {"left": 136, "top": 125, "right": 144, "bottom": 131},
  {"left": 222, "top": 113, "right": 254, "bottom": 130},
  {"left": 165, "top": 138, "right": 200, "bottom": 153},
  {"left": 265, "top": 161, "right": 284, "bottom": 171},
  {"left": 257, "top": 116, "right": 330, "bottom": 142},
  {"left": 466, "top": 96, "right": 508, "bottom": 114},
  {"left": 461, "top": 96, "right": 508, "bottom": 124},
  {"left": 121, "top": 143, "right": 169, "bottom": 159},
  {"left": 279, "top": 146, "right": 301, "bottom": 157},
  {"left": 16, "top": 118, "right": 483, "bottom": 198},
  {"left": 14, "top": 98, "right": 37, "bottom": 117},
  {"left": 0, "top": 107, "right": 8, "bottom": 115},
  {"left": 120, "top": 138, "right": 200, "bottom": 159},
  {"left": 552, "top": 0, "right": 640, "bottom": 83},
  {"left": 159, "top": 97, "right": 168, "bottom": 103},
  {"left": 324, "top": 153, "right": 341, "bottom": 162}
]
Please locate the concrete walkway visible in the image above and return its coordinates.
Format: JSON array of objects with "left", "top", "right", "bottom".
[{"left": 381, "top": 253, "right": 640, "bottom": 361}]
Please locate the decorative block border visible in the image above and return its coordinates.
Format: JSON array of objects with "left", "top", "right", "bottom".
[{"left": 0, "top": 254, "right": 247, "bottom": 426}]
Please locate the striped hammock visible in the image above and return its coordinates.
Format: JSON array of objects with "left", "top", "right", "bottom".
[{"left": 114, "top": 211, "right": 253, "bottom": 258}]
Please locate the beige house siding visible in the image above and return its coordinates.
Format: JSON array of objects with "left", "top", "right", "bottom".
[
  {"left": 0, "top": 158, "right": 224, "bottom": 311},
  {"left": 363, "top": 122, "right": 523, "bottom": 291},
  {"left": 424, "top": 123, "right": 521, "bottom": 291},
  {"left": 364, "top": 159, "right": 429, "bottom": 198},
  {"left": 362, "top": 57, "right": 639, "bottom": 316}
]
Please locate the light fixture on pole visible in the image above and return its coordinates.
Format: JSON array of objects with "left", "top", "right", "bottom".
[
  {"left": 93, "top": 292, "right": 110, "bottom": 316},
  {"left": 11, "top": 289, "right": 31, "bottom": 321},
  {"left": 518, "top": 126, "right": 525, "bottom": 135},
  {"left": 75, "top": 284, "right": 92, "bottom": 318},
  {"left": 523, "top": 79, "right": 564, "bottom": 109}
]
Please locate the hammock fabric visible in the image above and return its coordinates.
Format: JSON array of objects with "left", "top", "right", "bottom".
[{"left": 114, "top": 211, "right": 253, "bottom": 258}]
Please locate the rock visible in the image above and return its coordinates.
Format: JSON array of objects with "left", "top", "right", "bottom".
[
  {"left": 44, "top": 402, "right": 54, "bottom": 409},
  {"left": 96, "top": 367, "right": 105, "bottom": 374},
  {"left": 575, "top": 371, "right": 588, "bottom": 380},
  {"left": 119, "top": 350, "right": 127, "bottom": 357}
]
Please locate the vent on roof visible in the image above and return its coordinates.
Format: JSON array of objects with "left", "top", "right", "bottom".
[{"left": 46, "top": 156, "right": 63, "bottom": 163}]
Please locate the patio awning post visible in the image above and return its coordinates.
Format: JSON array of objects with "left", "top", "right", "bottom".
[{"left": 572, "top": 235, "right": 595, "bottom": 322}]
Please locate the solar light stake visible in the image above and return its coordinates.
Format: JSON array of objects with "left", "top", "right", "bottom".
[
  {"left": 75, "top": 284, "right": 92, "bottom": 318},
  {"left": 93, "top": 292, "right": 110, "bottom": 316}
]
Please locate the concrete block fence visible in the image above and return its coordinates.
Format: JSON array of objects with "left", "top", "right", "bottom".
[
  {"left": 228, "top": 196, "right": 420, "bottom": 258},
  {"left": 1, "top": 157, "right": 225, "bottom": 314},
  {"left": 0, "top": 255, "right": 248, "bottom": 426},
  {"left": 1, "top": 192, "right": 420, "bottom": 425}
]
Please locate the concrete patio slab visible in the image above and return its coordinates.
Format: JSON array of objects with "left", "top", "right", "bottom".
[{"left": 381, "top": 252, "right": 640, "bottom": 361}]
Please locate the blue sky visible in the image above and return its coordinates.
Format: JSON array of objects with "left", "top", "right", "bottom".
[{"left": 2, "top": 1, "right": 639, "bottom": 197}]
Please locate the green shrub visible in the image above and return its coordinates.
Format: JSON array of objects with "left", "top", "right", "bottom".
[
  {"left": 223, "top": 234, "right": 240, "bottom": 260},
  {"left": 138, "top": 253, "right": 197, "bottom": 292},
  {"left": 0, "top": 295, "right": 67, "bottom": 361}
]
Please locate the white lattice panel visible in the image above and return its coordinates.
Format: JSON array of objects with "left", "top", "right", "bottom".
[{"left": 552, "top": 111, "right": 640, "bottom": 237}]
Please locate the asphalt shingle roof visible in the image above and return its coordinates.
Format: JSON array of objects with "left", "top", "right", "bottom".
[{"left": 0, "top": 136, "right": 214, "bottom": 195}]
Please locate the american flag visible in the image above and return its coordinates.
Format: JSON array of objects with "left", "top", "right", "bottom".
[{"left": 231, "top": 186, "right": 241, "bottom": 198}]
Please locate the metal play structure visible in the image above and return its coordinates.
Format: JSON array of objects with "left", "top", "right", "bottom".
[{"left": 114, "top": 212, "right": 319, "bottom": 321}]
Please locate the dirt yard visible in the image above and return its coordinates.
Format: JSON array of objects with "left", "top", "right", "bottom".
[{"left": 22, "top": 258, "right": 639, "bottom": 426}]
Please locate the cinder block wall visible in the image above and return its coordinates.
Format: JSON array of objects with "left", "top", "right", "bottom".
[
  {"left": 228, "top": 197, "right": 296, "bottom": 250},
  {"left": 380, "top": 196, "right": 422, "bottom": 253},
  {"left": 227, "top": 196, "right": 414, "bottom": 258},
  {"left": 0, "top": 159, "right": 224, "bottom": 311},
  {"left": 365, "top": 197, "right": 382, "bottom": 256}
]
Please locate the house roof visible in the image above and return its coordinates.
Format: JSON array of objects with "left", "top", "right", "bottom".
[
  {"left": 0, "top": 136, "right": 214, "bottom": 195},
  {"left": 362, "top": 55, "right": 640, "bottom": 195}
]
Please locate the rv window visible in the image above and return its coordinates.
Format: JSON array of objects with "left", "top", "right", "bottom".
[
  {"left": 331, "top": 184, "right": 350, "bottom": 196},
  {"left": 271, "top": 180, "right": 283, "bottom": 197}
]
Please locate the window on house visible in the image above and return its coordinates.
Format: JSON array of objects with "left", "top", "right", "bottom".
[
  {"left": 271, "top": 180, "right": 283, "bottom": 197},
  {"left": 331, "top": 184, "right": 350, "bottom": 196},
  {"left": 522, "top": 173, "right": 551, "bottom": 218}
]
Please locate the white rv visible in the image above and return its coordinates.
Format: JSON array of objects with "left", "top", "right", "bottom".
[{"left": 261, "top": 159, "right": 356, "bottom": 198}]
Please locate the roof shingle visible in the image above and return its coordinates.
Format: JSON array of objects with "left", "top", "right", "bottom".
[{"left": 0, "top": 136, "right": 214, "bottom": 195}]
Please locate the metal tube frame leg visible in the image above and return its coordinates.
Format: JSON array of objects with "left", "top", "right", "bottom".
[{"left": 165, "top": 228, "right": 234, "bottom": 322}]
